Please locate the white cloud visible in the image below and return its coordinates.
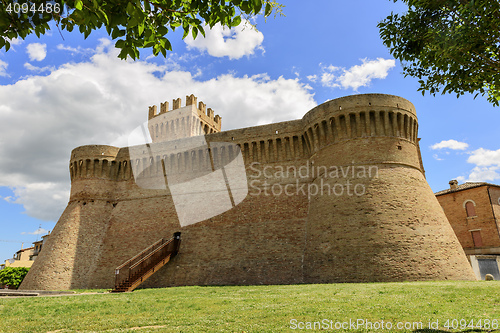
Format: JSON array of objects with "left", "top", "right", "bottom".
[
  {"left": 320, "top": 65, "right": 341, "bottom": 88},
  {"left": 5, "top": 38, "right": 23, "bottom": 51},
  {"left": 1, "top": 195, "right": 14, "bottom": 203},
  {"left": 0, "top": 39, "right": 316, "bottom": 221},
  {"left": 56, "top": 44, "right": 80, "bottom": 53},
  {"left": 8, "top": 38, "right": 23, "bottom": 46},
  {"left": 10, "top": 183, "right": 70, "bottom": 221},
  {"left": 430, "top": 139, "right": 469, "bottom": 150},
  {"left": 460, "top": 148, "right": 500, "bottom": 182},
  {"left": 433, "top": 154, "right": 444, "bottom": 161},
  {"left": 465, "top": 166, "right": 500, "bottom": 182},
  {"left": 21, "top": 227, "right": 49, "bottom": 235},
  {"left": 56, "top": 44, "right": 93, "bottom": 56},
  {"left": 319, "top": 58, "right": 395, "bottom": 91},
  {"left": 307, "top": 75, "right": 317, "bottom": 82},
  {"left": 26, "top": 43, "right": 47, "bottom": 61},
  {"left": 24, "top": 62, "right": 55, "bottom": 73},
  {"left": 467, "top": 148, "right": 500, "bottom": 166},
  {"left": 185, "top": 21, "right": 264, "bottom": 59},
  {"left": 0, "top": 59, "right": 8, "bottom": 77}
]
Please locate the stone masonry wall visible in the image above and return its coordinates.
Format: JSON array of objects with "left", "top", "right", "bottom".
[{"left": 20, "top": 94, "right": 476, "bottom": 290}]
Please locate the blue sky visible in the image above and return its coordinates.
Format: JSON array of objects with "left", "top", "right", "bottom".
[{"left": 1, "top": 0, "right": 499, "bottom": 261}]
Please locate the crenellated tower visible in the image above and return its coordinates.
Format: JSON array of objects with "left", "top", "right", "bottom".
[{"left": 148, "top": 94, "right": 221, "bottom": 142}]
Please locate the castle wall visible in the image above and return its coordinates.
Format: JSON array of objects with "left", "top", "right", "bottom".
[
  {"left": 297, "top": 94, "right": 472, "bottom": 282},
  {"left": 20, "top": 94, "right": 476, "bottom": 290},
  {"left": 305, "top": 165, "right": 471, "bottom": 282}
]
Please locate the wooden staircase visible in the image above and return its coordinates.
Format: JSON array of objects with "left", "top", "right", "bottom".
[{"left": 111, "top": 232, "right": 181, "bottom": 292}]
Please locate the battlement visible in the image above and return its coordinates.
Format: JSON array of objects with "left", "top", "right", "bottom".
[
  {"left": 148, "top": 94, "right": 221, "bottom": 125},
  {"left": 70, "top": 94, "right": 424, "bottom": 184},
  {"left": 148, "top": 94, "right": 222, "bottom": 143}
]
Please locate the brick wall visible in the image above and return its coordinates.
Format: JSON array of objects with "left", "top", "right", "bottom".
[
  {"left": 488, "top": 187, "right": 500, "bottom": 245},
  {"left": 437, "top": 186, "right": 500, "bottom": 253}
]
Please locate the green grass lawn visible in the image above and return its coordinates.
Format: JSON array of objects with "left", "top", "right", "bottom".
[{"left": 1, "top": 281, "right": 499, "bottom": 333}]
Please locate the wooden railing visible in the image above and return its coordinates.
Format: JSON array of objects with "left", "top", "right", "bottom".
[{"left": 112, "top": 232, "right": 181, "bottom": 292}]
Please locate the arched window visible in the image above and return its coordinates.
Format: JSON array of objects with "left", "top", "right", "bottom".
[{"left": 464, "top": 200, "right": 477, "bottom": 217}]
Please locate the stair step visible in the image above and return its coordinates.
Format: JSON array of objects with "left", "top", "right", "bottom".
[{"left": 113, "top": 233, "right": 180, "bottom": 293}]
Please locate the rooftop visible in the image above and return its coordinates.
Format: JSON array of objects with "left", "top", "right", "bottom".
[
  {"left": 435, "top": 181, "right": 500, "bottom": 196},
  {"left": 15, "top": 246, "right": 34, "bottom": 254}
]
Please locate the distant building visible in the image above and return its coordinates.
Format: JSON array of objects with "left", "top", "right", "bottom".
[
  {"left": 2, "top": 247, "right": 35, "bottom": 269},
  {"left": 30, "top": 233, "right": 50, "bottom": 261},
  {"left": 436, "top": 180, "right": 500, "bottom": 280},
  {"left": 0, "top": 232, "right": 51, "bottom": 271}
]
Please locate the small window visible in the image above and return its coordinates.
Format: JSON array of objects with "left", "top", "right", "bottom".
[
  {"left": 471, "top": 230, "right": 483, "bottom": 247},
  {"left": 465, "top": 201, "right": 476, "bottom": 217}
]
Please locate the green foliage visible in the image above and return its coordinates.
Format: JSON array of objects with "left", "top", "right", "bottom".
[
  {"left": 0, "top": 267, "right": 30, "bottom": 289},
  {"left": 0, "top": 0, "right": 284, "bottom": 60},
  {"left": 378, "top": 0, "right": 500, "bottom": 106}
]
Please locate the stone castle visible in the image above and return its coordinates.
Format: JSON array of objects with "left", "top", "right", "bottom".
[{"left": 21, "top": 93, "right": 476, "bottom": 290}]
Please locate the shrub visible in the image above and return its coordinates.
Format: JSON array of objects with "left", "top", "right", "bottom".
[{"left": 0, "top": 267, "right": 30, "bottom": 289}]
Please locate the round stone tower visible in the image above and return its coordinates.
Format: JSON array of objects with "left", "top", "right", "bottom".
[{"left": 302, "top": 94, "right": 476, "bottom": 282}]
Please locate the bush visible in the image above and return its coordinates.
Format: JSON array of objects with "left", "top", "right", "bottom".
[{"left": 0, "top": 267, "right": 30, "bottom": 289}]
